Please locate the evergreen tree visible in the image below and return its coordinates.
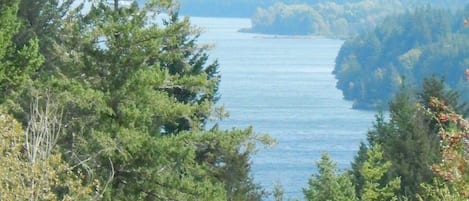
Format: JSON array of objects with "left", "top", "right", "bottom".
[
  {"left": 360, "top": 145, "right": 401, "bottom": 201},
  {"left": 350, "top": 142, "right": 370, "bottom": 199},
  {"left": 0, "top": 0, "right": 43, "bottom": 106},
  {"left": 351, "top": 82, "right": 445, "bottom": 200},
  {"left": 14, "top": 0, "right": 73, "bottom": 71},
  {"left": 0, "top": 5, "right": 96, "bottom": 198},
  {"left": 0, "top": 0, "right": 267, "bottom": 200},
  {"left": 303, "top": 153, "right": 357, "bottom": 201},
  {"left": 51, "top": 0, "right": 220, "bottom": 137},
  {"left": 418, "top": 75, "right": 469, "bottom": 116},
  {"left": 47, "top": 1, "right": 265, "bottom": 199}
]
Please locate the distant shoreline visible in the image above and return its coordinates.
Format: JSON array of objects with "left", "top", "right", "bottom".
[{"left": 239, "top": 27, "right": 345, "bottom": 40}]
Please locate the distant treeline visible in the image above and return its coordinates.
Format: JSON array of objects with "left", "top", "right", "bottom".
[
  {"left": 334, "top": 5, "right": 469, "bottom": 109},
  {"left": 174, "top": 0, "right": 361, "bottom": 18},
  {"left": 246, "top": 0, "right": 402, "bottom": 38},
  {"left": 249, "top": 0, "right": 469, "bottom": 37},
  {"left": 173, "top": 0, "right": 469, "bottom": 38}
]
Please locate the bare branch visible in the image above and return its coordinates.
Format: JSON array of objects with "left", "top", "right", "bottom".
[{"left": 25, "top": 91, "right": 63, "bottom": 163}]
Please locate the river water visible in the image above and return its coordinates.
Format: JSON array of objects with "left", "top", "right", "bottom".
[{"left": 190, "top": 17, "right": 376, "bottom": 200}]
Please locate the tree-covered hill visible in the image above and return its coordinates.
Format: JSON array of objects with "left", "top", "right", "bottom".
[
  {"left": 174, "top": 0, "right": 362, "bottom": 18},
  {"left": 247, "top": 0, "right": 402, "bottom": 38},
  {"left": 247, "top": 0, "right": 469, "bottom": 38},
  {"left": 333, "top": 5, "right": 469, "bottom": 109},
  {"left": 149, "top": 0, "right": 469, "bottom": 39}
]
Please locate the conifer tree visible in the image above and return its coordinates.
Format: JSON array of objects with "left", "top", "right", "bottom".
[
  {"left": 1, "top": 0, "right": 267, "bottom": 200},
  {"left": 304, "top": 153, "right": 357, "bottom": 201},
  {"left": 351, "top": 81, "right": 451, "bottom": 200},
  {"left": 360, "top": 145, "right": 401, "bottom": 201},
  {"left": 0, "top": 0, "right": 43, "bottom": 106}
]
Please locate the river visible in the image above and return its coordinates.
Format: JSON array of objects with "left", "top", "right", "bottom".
[{"left": 190, "top": 17, "right": 376, "bottom": 200}]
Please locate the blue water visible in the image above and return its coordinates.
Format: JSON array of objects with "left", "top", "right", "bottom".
[{"left": 191, "top": 17, "right": 376, "bottom": 200}]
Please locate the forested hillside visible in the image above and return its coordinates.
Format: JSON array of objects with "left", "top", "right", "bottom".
[
  {"left": 248, "top": 0, "right": 468, "bottom": 37},
  {"left": 172, "top": 0, "right": 469, "bottom": 38},
  {"left": 247, "top": 0, "right": 402, "bottom": 38},
  {"left": 334, "top": 5, "right": 469, "bottom": 109},
  {"left": 175, "top": 0, "right": 362, "bottom": 18},
  {"left": 0, "top": 0, "right": 271, "bottom": 200}
]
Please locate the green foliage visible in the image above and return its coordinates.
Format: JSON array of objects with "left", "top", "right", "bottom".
[
  {"left": 249, "top": 0, "right": 403, "bottom": 38},
  {"left": 95, "top": 129, "right": 230, "bottom": 200},
  {"left": 14, "top": 0, "right": 73, "bottom": 57},
  {"left": 0, "top": 0, "right": 43, "bottom": 107},
  {"left": 273, "top": 181, "right": 285, "bottom": 201},
  {"left": 176, "top": 0, "right": 469, "bottom": 18},
  {"left": 360, "top": 145, "right": 401, "bottom": 201},
  {"left": 352, "top": 85, "right": 443, "bottom": 200},
  {"left": 311, "top": 81, "right": 469, "bottom": 200},
  {"left": 50, "top": 1, "right": 264, "bottom": 199},
  {"left": 0, "top": 0, "right": 268, "bottom": 200},
  {"left": 0, "top": 0, "right": 20, "bottom": 58},
  {"left": 303, "top": 153, "right": 357, "bottom": 201},
  {"left": 176, "top": 0, "right": 362, "bottom": 18},
  {"left": 417, "top": 179, "right": 466, "bottom": 201},
  {"left": 424, "top": 97, "right": 469, "bottom": 199},
  {"left": 271, "top": 181, "right": 300, "bottom": 201},
  {"left": 349, "top": 78, "right": 469, "bottom": 200},
  {"left": 52, "top": 0, "right": 221, "bottom": 136},
  {"left": 177, "top": 0, "right": 275, "bottom": 18},
  {"left": 249, "top": 3, "right": 318, "bottom": 35},
  {"left": 0, "top": 112, "right": 97, "bottom": 200},
  {"left": 334, "top": 5, "right": 469, "bottom": 109},
  {"left": 419, "top": 76, "right": 469, "bottom": 116},
  {"left": 192, "top": 128, "right": 269, "bottom": 201},
  {"left": 350, "top": 142, "right": 369, "bottom": 199},
  {"left": 246, "top": 0, "right": 469, "bottom": 37}
]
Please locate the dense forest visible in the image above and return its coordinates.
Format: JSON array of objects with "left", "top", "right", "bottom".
[
  {"left": 248, "top": 0, "right": 469, "bottom": 37},
  {"left": 246, "top": 0, "right": 402, "bottom": 38},
  {"left": 175, "top": 0, "right": 362, "bottom": 18},
  {"left": 175, "top": 0, "right": 469, "bottom": 38},
  {"left": 2, "top": 0, "right": 469, "bottom": 201},
  {"left": 0, "top": 0, "right": 272, "bottom": 200},
  {"left": 334, "top": 5, "right": 469, "bottom": 109},
  {"left": 301, "top": 77, "right": 469, "bottom": 201}
]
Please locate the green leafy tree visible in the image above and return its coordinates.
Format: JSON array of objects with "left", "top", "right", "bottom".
[
  {"left": 303, "top": 153, "right": 357, "bottom": 201},
  {"left": 424, "top": 97, "right": 469, "bottom": 199},
  {"left": 0, "top": 110, "right": 97, "bottom": 200},
  {"left": 417, "top": 179, "right": 467, "bottom": 201}
]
